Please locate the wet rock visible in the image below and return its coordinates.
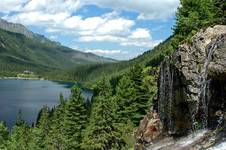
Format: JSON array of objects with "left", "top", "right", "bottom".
[{"left": 157, "top": 25, "right": 226, "bottom": 135}]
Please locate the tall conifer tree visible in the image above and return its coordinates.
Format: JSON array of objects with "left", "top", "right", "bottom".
[
  {"left": 64, "top": 86, "right": 87, "bottom": 149},
  {"left": 81, "top": 77, "right": 124, "bottom": 149}
]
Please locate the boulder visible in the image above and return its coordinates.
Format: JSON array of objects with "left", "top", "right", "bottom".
[{"left": 135, "top": 109, "right": 163, "bottom": 145}]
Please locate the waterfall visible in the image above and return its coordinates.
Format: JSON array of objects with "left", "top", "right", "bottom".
[
  {"left": 200, "top": 36, "right": 224, "bottom": 128},
  {"left": 207, "top": 140, "right": 226, "bottom": 150},
  {"left": 168, "top": 67, "right": 174, "bottom": 133}
]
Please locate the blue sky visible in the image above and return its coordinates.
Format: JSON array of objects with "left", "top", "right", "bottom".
[{"left": 0, "top": 0, "right": 180, "bottom": 60}]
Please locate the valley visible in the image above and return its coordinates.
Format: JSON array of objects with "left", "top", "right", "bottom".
[{"left": 0, "top": 0, "right": 225, "bottom": 150}]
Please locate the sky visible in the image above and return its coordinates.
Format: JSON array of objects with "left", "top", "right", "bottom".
[{"left": 0, "top": 0, "right": 180, "bottom": 60}]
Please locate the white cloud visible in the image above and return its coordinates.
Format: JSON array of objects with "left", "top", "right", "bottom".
[
  {"left": 23, "top": 0, "right": 47, "bottom": 11},
  {"left": 78, "top": 26, "right": 161, "bottom": 48},
  {"left": 1, "top": 0, "right": 166, "bottom": 49},
  {"left": 46, "top": 28, "right": 61, "bottom": 33},
  {"left": 5, "top": 10, "right": 145, "bottom": 47},
  {"left": 129, "top": 28, "right": 151, "bottom": 39},
  {"left": 79, "top": 34, "right": 161, "bottom": 48},
  {"left": 96, "top": 18, "right": 134, "bottom": 35},
  {"left": 63, "top": 16, "right": 82, "bottom": 29},
  {"left": 0, "top": 0, "right": 29, "bottom": 13},
  {"left": 62, "top": 15, "right": 134, "bottom": 36},
  {"left": 1, "top": 0, "right": 179, "bottom": 20},
  {"left": 121, "top": 39, "right": 161, "bottom": 47},
  {"left": 82, "top": 0, "right": 179, "bottom": 20},
  {"left": 85, "top": 49, "right": 123, "bottom": 55},
  {"left": 23, "top": 0, "right": 81, "bottom": 14},
  {"left": 4, "top": 11, "right": 70, "bottom": 26},
  {"left": 79, "top": 35, "right": 123, "bottom": 43},
  {"left": 49, "top": 35, "right": 58, "bottom": 40},
  {"left": 77, "top": 17, "right": 105, "bottom": 30}
]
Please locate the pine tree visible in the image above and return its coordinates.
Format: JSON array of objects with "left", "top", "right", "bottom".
[
  {"left": 114, "top": 75, "right": 137, "bottom": 124},
  {"left": 34, "top": 106, "right": 51, "bottom": 149},
  {"left": 214, "top": 0, "right": 226, "bottom": 24},
  {"left": 47, "top": 93, "right": 67, "bottom": 150},
  {"left": 142, "top": 66, "right": 159, "bottom": 106},
  {"left": 8, "top": 111, "right": 32, "bottom": 150},
  {"left": 128, "top": 64, "right": 150, "bottom": 125},
  {"left": 81, "top": 77, "right": 124, "bottom": 150},
  {"left": 174, "top": 0, "right": 224, "bottom": 39},
  {"left": 64, "top": 86, "right": 87, "bottom": 149},
  {"left": 15, "top": 109, "right": 25, "bottom": 126},
  {"left": 85, "top": 98, "right": 92, "bottom": 117},
  {"left": 28, "top": 127, "right": 44, "bottom": 150},
  {"left": 9, "top": 124, "right": 32, "bottom": 150},
  {"left": 92, "top": 76, "right": 112, "bottom": 99},
  {"left": 0, "top": 121, "right": 8, "bottom": 150}
]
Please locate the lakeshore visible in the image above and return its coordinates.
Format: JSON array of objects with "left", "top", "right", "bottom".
[{"left": 0, "top": 76, "right": 44, "bottom": 80}]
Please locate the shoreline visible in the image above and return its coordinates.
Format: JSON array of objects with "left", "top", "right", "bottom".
[
  {"left": 0, "top": 77, "right": 94, "bottom": 90},
  {"left": 0, "top": 76, "right": 45, "bottom": 80}
]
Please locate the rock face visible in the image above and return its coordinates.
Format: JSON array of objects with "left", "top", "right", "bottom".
[
  {"left": 135, "top": 109, "right": 163, "bottom": 143},
  {"left": 135, "top": 109, "right": 163, "bottom": 149},
  {"left": 157, "top": 25, "right": 226, "bottom": 135},
  {"left": 0, "top": 18, "right": 34, "bottom": 38}
]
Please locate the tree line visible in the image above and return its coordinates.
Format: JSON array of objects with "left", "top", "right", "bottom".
[{"left": 0, "top": 65, "right": 158, "bottom": 150}]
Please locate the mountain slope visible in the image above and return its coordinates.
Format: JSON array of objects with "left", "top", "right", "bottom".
[
  {"left": 64, "top": 36, "right": 175, "bottom": 82},
  {"left": 0, "top": 19, "right": 115, "bottom": 76}
]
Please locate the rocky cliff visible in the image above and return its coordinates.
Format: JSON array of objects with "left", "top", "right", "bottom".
[
  {"left": 157, "top": 25, "right": 226, "bottom": 135},
  {"left": 135, "top": 25, "right": 226, "bottom": 150},
  {"left": 0, "top": 18, "right": 34, "bottom": 38}
]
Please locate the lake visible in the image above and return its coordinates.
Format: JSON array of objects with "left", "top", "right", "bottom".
[{"left": 0, "top": 79, "right": 93, "bottom": 128}]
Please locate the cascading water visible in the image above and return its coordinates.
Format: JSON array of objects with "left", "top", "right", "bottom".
[
  {"left": 200, "top": 37, "right": 224, "bottom": 128},
  {"left": 168, "top": 68, "right": 174, "bottom": 133},
  {"left": 207, "top": 139, "right": 226, "bottom": 150}
]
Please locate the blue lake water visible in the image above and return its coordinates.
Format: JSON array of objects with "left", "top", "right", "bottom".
[{"left": 0, "top": 79, "right": 93, "bottom": 128}]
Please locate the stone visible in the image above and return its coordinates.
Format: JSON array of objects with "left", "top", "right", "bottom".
[
  {"left": 135, "top": 109, "right": 163, "bottom": 145},
  {"left": 0, "top": 18, "right": 34, "bottom": 38},
  {"left": 156, "top": 25, "right": 226, "bottom": 135}
]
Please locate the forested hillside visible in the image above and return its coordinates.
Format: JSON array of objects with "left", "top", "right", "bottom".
[
  {"left": 60, "top": 37, "right": 175, "bottom": 83},
  {"left": 0, "top": 0, "right": 225, "bottom": 149},
  {"left": 0, "top": 20, "right": 115, "bottom": 78}
]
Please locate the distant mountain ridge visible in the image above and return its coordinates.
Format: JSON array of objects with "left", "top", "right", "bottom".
[
  {"left": 0, "top": 18, "right": 34, "bottom": 38},
  {"left": 0, "top": 18, "right": 115, "bottom": 77}
]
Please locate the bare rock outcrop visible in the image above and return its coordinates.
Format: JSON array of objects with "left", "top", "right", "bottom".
[
  {"left": 0, "top": 18, "right": 34, "bottom": 38},
  {"left": 157, "top": 25, "right": 226, "bottom": 135},
  {"left": 135, "top": 109, "right": 163, "bottom": 149}
]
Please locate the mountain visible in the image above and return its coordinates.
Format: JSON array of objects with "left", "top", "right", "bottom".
[
  {"left": 0, "top": 19, "right": 115, "bottom": 77},
  {"left": 0, "top": 18, "right": 174, "bottom": 81},
  {"left": 64, "top": 36, "right": 175, "bottom": 82},
  {"left": 0, "top": 18, "right": 34, "bottom": 38}
]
